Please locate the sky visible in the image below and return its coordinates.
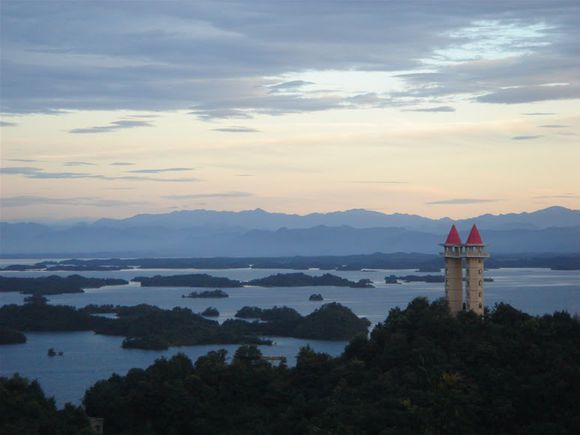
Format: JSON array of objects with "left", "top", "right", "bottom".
[{"left": 1, "top": 0, "right": 579, "bottom": 221}]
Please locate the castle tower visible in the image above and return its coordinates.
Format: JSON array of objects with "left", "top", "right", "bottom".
[
  {"left": 464, "top": 224, "right": 489, "bottom": 316},
  {"left": 442, "top": 225, "right": 463, "bottom": 315}
]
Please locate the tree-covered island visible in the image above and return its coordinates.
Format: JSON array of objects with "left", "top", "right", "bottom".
[
  {"left": 132, "top": 274, "right": 243, "bottom": 288},
  {"left": 182, "top": 289, "right": 229, "bottom": 298},
  {"left": 0, "top": 302, "right": 369, "bottom": 350},
  {"left": 0, "top": 275, "right": 128, "bottom": 295},
  {"left": 245, "top": 272, "right": 374, "bottom": 288}
]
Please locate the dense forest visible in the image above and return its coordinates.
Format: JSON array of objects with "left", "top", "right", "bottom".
[
  {"left": 3, "top": 252, "right": 578, "bottom": 271},
  {"left": 3, "top": 298, "right": 578, "bottom": 434},
  {"left": 0, "top": 375, "right": 93, "bottom": 434},
  {"left": 0, "top": 275, "right": 128, "bottom": 295}
]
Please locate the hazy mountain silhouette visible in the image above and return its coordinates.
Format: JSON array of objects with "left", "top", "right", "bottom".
[
  {"left": 1, "top": 206, "right": 579, "bottom": 256},
  {"left": 92, "top": 206, "right": 579, "bottom": 231}
]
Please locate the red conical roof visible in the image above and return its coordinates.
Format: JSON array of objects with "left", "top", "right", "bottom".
[
  {"left": 466, "top": 224, "right": 484, "bottom": 245},
  {"left": 444, "top": 224, "right": 462, "bottom": 245}
]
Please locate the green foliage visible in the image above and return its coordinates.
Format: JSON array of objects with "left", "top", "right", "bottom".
[
  {"left": 80, "top": 298, "right": 580, "bottom": 434},
  {"left": 0, "top": 304, "right": 93, "bottom": 331},
  {"left": 0, "top": 375, "right": 92, "bottom": 435}
]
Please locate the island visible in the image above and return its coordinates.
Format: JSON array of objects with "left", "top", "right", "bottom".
[
  {"left": 0, "top": 275, "right": 128, "bottom": 295},
  {"left": 0, "top": 302, "right": 369, "bottom": 349},
  {"left": 182, "top": 289, "right": 229, "bottom": 298},
  {"left": 0, "top": 326, "right": 26, "bottom": 344},
  {"left": 132, "top": 274, "right": 243, "bottom": 288},
  {"left": 246, "top": 273, "right": 374, "bottom": 288},
  {"left": 309, "top": 293, "right": 324, "bottom": 301}
]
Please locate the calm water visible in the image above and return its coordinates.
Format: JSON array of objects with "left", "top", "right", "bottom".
[{"left": 1, "top": 265, "right": 579, "bottom": 407}]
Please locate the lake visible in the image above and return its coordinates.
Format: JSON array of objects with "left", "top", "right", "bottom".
[{"left": 1, "top": 265, "right": 579, "bottom": 407}]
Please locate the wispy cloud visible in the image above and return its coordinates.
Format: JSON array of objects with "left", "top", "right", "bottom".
[
  {"left": 0, "top": 195, "right": 145, "bottom": 207},
  {"left": 512, "top": 135, "right": 542, "bottom": 141},
  {"left": 427, "top": 198, "right": 497, "bottom": 205},
  {"left": 268, "top": 80, "right": 314, "bottom": 91},
  {"left": 69, "top": 120, "right": 152, "bottom": 134},
  {"left": 406, "top": 106, "right": 455, "bottom": 113},
  {"left": 110, "top": 162, "right": 135, "bottom": 166},
  {"left": 0, "top": 166, "right": 199, "bottom": 183},
  {"left": 64, "top": 161, "right": 96, "bottom": 166},
  {"left": 5, "top": 158, "right": 39, "bottom": 163},
  {"left": 212, "top": 126, "right": 260, "bottom": 133},
  {"left": 523, "top": 112, "right": 556, "bottom": 116},
  {"left": 539, "top": 124, "right": 569, "bottom": 128},
  {"left": 0, "top": 120, "right": 17, "bottom": 127},
  {"left": 128, "top": 167, "right": 193, "bottom": 174},
  {"left": 162, "top": 191, "right": 254, "bottom": 200}
]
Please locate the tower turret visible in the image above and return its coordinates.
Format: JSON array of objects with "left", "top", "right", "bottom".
[
  {"left": 464, "top": 224, "right": 488, "bottom": 316},
  {"left": 442, "top": 224, "right": 463, "bottom": 315}
]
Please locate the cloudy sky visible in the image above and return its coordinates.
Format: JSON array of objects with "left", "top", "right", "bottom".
[{"left": 1, "top": 0, "right": 579, "bottom": 221}]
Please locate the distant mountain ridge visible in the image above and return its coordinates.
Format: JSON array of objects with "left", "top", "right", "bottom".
[
  {"left": 1, "top": 206, "right": 579, "bottom": 257},
  {"left": 91, "top": 206, "right": 579, "bottom": 232}
]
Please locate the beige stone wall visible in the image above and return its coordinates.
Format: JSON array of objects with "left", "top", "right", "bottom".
[
  {"left": 445, "top": 257, "right": 463, "bottom": 315},
  {"left": 465, "top": 257, "right": 484, "bottom": 316}
]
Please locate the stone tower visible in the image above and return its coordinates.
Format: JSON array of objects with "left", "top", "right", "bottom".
[
  {"left": 442, "top": 225, "right": 463, "bottom": 315},
  {"left": 464, "top": 224, "right": 488, "bottom": 316}
]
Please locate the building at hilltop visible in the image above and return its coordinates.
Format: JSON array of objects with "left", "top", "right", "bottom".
[{"left": 442, "top": 224, "right": 488, "bottom": 316}]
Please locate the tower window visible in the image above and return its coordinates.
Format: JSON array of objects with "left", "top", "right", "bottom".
[{"left": 479, "top": 280, "right": 482, "bottom": 286}]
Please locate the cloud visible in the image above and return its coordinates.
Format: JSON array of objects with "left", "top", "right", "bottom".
[
  {"left": 212, "top": 126, "right": 260, "bottom": 133},
  {"left": 539, "top": 124, "right": 568, "bottom": 128},
  {"left": 0, "top": 120, "right": 17, "bottom": 127},
  {"left": 69, "top": 120, "right": 152, "bottom": 134},
  {"left": 0, "top": 167, "right": 42, "bottom": 175},
  {"left": 64, "top": 161, "right": 96, "bottom": 166},
  {"left": 110, "top": 162, "right": 135, "bottom": 166},
  {"left": 512, "top": 135, "right": 542, "bottom": 140},
  {"left": 162, "top": 191, "right": 254, "bottom": 200},
  {"left": 268, "top": 80, "right": 314, "bottom": 91},
  {"left": 5, "top": 158, "right": 39, "bottom": 163},
  {"left": 477, "top": 84, "right": 580, "bottom": 104},
  {"left": 523, "top": 112, "right": 556, "bottom": 116},
  {"left": 0, "top": 166, "right": 199, "bottom": 182},
  {"left": 0, "top": 195, "right": 145, "bottom": 207},
  {"left": 406, "top": 106, "right": 455, "bottom": 112},
  {"left": 427, "top": 198, "right": 497, "bottom": 205},
  {"left": 3, "top": 2, "right": 578, "bottom": 118},
  {"left": 128, "top": 167, "right": 193, "bottom": 174}
]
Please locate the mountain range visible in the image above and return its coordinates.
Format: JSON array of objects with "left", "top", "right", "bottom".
[{"left": 1, "top": 206, "right": 579, "bottom": 256}]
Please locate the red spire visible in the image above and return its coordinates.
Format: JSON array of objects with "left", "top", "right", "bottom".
[
  {"left": 444, "top": 224, "right": 462, "bottom": 245},
  {"left": 466, "top": 224, "right": 484, "bottom": 245}
]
